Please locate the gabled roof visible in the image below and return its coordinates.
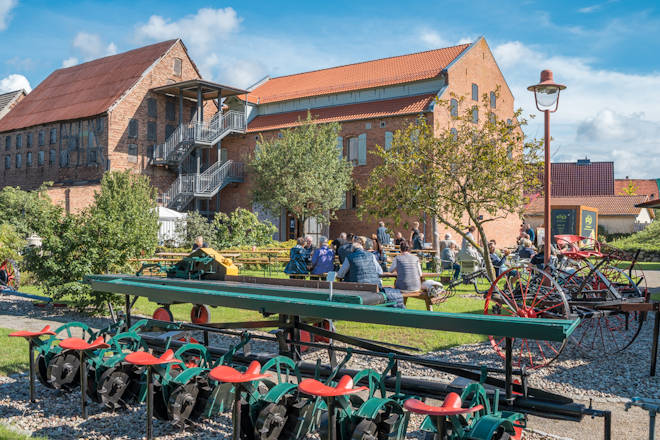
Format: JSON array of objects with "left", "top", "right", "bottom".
[
  {"left": 0, "top": 39, "right": 178, "bottom": 132},
  {"left": 0, "top": 89, "right": 26, "bottom": 120},
  {"left": 614, "top": 179, "right": 659, "bottom": 198},
  {"left": 247, "top": 94, "right": 435, "bottom": 133},
  {"left": 245, "top": 43, "right": 471, "bottom": 105},
  {"left": 550, "top": 161, "right": 614, "bottom": 196},
  {"left": 526, "top": 195, "right": 650, "bottom": 216}
]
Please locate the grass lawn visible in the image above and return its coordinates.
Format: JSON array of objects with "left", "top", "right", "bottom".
[
  {"left": 0, "top": 328, "right": 30, "bottom": 376},
  {"left": 0, "top": 425, "right": 46, "bottom": 440},
  {"left": 611, "top": 261, "right": 660, "bottom": 271}
]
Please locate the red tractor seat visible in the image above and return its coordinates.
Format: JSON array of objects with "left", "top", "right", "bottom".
[
  {"left": 298, "top": 375, "right": 368, "bottom": 398},
  {"left": 59, "top": 336, "right": 110, "bottom": 351},
  {"left": 404, "top": 393, "right": 483, "bottom": 416},
  {"left": 209, "top": 360, "right": 269, "bottom": 384},
  {"left": 125, "top": 349, "right": 177, "bottom": 366},
  {"left": 9, "top": 326, "right": 56, "bottom": 339}
]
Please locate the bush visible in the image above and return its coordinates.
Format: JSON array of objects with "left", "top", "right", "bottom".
[
  {"left": 611, "top": 220, "right": 660, "bottom": 252},
  {"left": 0, "top": 223, "right": 25, "bottom": 262},
  {"left": 0, "top": 184, "right": 62, "bottom": 239}
]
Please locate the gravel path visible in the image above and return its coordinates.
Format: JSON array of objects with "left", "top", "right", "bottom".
[{"left": 0, "top": 282, "right": 659, "bottom": 439}]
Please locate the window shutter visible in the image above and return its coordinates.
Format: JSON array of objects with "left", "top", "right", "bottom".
[
  {"left": 358, "top": 133, "right": 367, "bottom": 165},
  {"left": 385, "top": 131, "right": 393, "bottom": 151},
  {"left": 336, "top": 136, "right": 343, "bottom": 158}
]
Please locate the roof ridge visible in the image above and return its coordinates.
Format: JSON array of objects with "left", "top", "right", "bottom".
[
  {"left": 54, "top": 39, "right": 178, "bottom": 73},
  {"left": 266, "top": 42, "right": 472, "bottom": 81}
]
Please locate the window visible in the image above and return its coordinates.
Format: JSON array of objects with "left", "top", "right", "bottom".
[
  {"left": 489, "top": 112, "right": 496, "bottom": 124},
  {"left": 147, "top": 122, "right": 157, "bottom": 141},
  {"left": 38, "top": 151, "right": 45, "bottom": 166},
  {"left": 490, "top": 91, "right": 496, "bottom": 108},
  {"left": 349, "top": 189, "right": 358, "bottom": 209},
  {"left": 26, "top": 133, "right": 32, "bottom": 148},
  {"left": 450, "top": 128, "right": 458, "bottom": 140},
  {"left": 128, "top": 119, "right": 138, "bottom": 139},
  {"left": 336, "top": 136, "right": 343, "bottom": 158},
  {"left": 173, "top": 57, "right": 182, "bottom": 77},
  {"left": 88, "top": 150, "right": 98, "bottom": 164},
  {"left": 26, "top": 152, "right": 32, "bottom": 167},
  {"left": 50, "top": 128, "right": 57, "bottom": 144},
  {"left": 38, "top": 130, "right": 45, "bottom": 146},
  {"left": 472, "top": 83, "right": 478, "bottom": 101},
  {"left": 365, "top": 122, "right": 371, "bottom": 129},
  {"left": 380, "top": 121, "right": 386, "bottom": 128},
  {"left": 15, "top": 153, "right": 21, "bottom": 168},
  {"left": 60, "top": 150, "right": 69, "bottom": 167},
  {"left": 49, "top": 149, "right": 56, "bottom": 165},
  {"left": 16, "top": 134, "right": 22, "bottom": 149},
  {"left": 147, "top": 98, "right": 157, "bottom": 118},
  {"left": 4, "top": 136, "right": 9, "bottom": 150},
  {"left": 88, "top": 131, "right": 94, "bottom": 148},
  {"left": 348, "top": 137, "right": 359, "bottom": 163},
  {"left": 450, "top": 99, "right": 458, "bottom": 117},
  {"left": 127, "top": 144, "right": 138, "bottom": 163},
  {"left": 340, "top": 192, "right": 347, "bottom": 209},
  {"left": 166, "top": 102, "right": 176, "bottom": 121},
  {"left": 385, "top": 131, "right": 393, "bottom": 151},
  {"left": 4, "top": 155, "right": 9, "bottom": 169},
  {"left": 472, "top": 107, "right": 478, "bottom": 123},
  {"left": 165, "top": 124, "right": 176, "bottom": 139}
]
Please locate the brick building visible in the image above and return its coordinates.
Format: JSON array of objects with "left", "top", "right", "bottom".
[{"left": 0, "top": 37, "right": 522, "bottom": 246}]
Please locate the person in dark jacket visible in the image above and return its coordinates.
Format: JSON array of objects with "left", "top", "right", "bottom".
[
  {"left": 394, "top": 231, "right": 405, "bottom": 247},
  {"left": 310, "top": 236, "right": 334, "bottom": 275},
  {"left": 376, "top": 221, "right": 391, "bottom": 246},
  {"left": 284, "top": 237, "right": 309, "bottom": 274},
  {"left": 337, "top": 236, "right": 382, "bottom": 287},
  {"left": 191, "top": 236, "right": 208, "bottom": 251},
  {"left": 337, "top": 233, "right": 354, "bottom": 264}
]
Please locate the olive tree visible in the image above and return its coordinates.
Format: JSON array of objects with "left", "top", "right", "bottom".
[{"left": 360, "top": 95, "right": 542, "bottom": 280}]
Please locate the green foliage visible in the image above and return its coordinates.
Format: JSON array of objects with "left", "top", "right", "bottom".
[
  {"left": 25, "top": 171, "right": 159, "bottom": 313},
  {"left": 611, "top": 220, "right": 660, "bottom": 251},
  {"left": 0, "top": 184, "right": 62, "bottom": 240},
  {"left": 174, "top": 208, "right": 276, "bottom": 250},
  {"left": 249, "top": 113, "right": 353, "bottom": 225},
  {"left": 0, "top": 223, "right": 25, "bottom": 262},
  {"left": 360, "top": 91, "right": 543, "bottom": 280}
]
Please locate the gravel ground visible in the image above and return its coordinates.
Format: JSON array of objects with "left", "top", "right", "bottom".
[{"left": 0, "top": 291, "right": 658, "bottom": 439}]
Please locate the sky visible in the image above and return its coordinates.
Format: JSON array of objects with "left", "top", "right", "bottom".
[{"left": 1, "top": 0, "right": 659, "bottom": 179}]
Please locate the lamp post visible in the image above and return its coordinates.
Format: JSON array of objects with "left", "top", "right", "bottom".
[{"left": 527, "top": 70, "right": 566, "bottom": 265}]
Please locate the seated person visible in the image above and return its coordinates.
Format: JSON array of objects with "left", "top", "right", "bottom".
[
  {"left": 412, "top": 232, "right": 424, "bottom": 250},
  {"left": 517, "top": 239, "right": 536, "bottom": 259},
  {"left": 337, "top": 233, "right": 354, "bottom": 264},
  {"left": 284, "top": 237, "right": 309, "bottom": 275},
  {"left": 310, "top": 236, "right": 335, "bottom": 275},
  {"left": 394, "top": 231, "right": 405, "bottom": 247},
  {"left": 488, "top": 242, "right": 509, "bottom": 277},
  {"left": 389, "top": 241, "right": 422, "bottom": 292},
  {"left": 337, "top": 236, "right": 382, "bottom": 287},
  {"left": 191, "top": 235, "right": 208, "bottom": 251},
  {"left": 441, "top": 242, "right": 461, "bottom": 280}
]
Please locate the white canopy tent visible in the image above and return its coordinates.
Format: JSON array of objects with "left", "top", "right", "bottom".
[{"left": 157, "top": 207, "right": 186, "bottom": 246}]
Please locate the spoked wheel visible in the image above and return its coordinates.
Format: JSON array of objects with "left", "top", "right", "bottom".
[
  {"left": 484, "top": 266, "right": 570, "bottom": 370},
  {"left": 0, "top": 259, "right": 20, "bottom": 290},
  {"left": 97, "top": 366, "right": 132, "bottom": 409},
  {"left": 47, "top": 351, "right": 81, "bottom": 391}
]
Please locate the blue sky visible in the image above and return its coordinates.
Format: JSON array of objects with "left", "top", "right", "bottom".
[{"left": 1, "top": 0, "right": 660, "bottom": 179}]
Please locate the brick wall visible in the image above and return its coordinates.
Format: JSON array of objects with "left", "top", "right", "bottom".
[{"left": 47, "top": 184, "right": 101, "bottom": 214}]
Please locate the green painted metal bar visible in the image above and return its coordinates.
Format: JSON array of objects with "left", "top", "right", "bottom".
[
  {"left": 87, "top": 275, "right": 579, "bottom": 341},
  {"left": 91, "top": 274, "right": 370, "bottom": 304}
]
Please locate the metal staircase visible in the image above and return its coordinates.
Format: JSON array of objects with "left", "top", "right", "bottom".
[
  {"left": 152, "top": 110, "right": 246, "bottom": 166},
  {"left": 162, "top": 160, "right": 245, "bottom": 211}
]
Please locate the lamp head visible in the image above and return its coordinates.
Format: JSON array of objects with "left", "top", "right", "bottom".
[{"left": 527, "top": 70, "right": 566, "bottom": 112}]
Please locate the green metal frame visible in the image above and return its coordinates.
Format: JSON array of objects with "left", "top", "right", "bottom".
[{"left": 86, "top": 275, "right": 579, "bottom": 341}]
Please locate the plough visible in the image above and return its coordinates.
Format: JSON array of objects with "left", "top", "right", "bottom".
[{"left": 6, "top": 272, "right": 617, "bottom": 439}]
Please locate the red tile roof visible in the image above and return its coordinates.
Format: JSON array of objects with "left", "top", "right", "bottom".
[
  {"left": 247, "top": 94, "right": 435, "bottom": 132},
  {"left": 614, "top": 179, "right": 659, "bottom": 198},
  {"left": 550, "top": 161, "right": 614, "bottom": 196},
  {"left": 525, "top": 195, "right": 650, "bottom": 216},
  {"left": 0, "top": 40, "right": 178, "bottom": 132},
  {"left": 245, "top": 44, "right": 471, "bottom": 104}
]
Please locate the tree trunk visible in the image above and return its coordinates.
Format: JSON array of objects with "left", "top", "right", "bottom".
[{"left": 474, "top": 221, "right": 497, "bottom": 282}]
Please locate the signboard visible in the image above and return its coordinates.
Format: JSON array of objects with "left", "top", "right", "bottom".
[
  {"left": 580, "top": 209, "right": 597, "bottom": 241},
  {"left": 550, "top": 208, "right": 577, "bottom": 242}
]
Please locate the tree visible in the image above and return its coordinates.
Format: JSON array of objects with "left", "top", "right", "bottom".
[
  {"left": 249, "top": 113, "right": 353, "bottom": 229},
  {"left": 211, "top": 208, "right": 276, "bottom": 249},
  {"left": 0, "top": 223, "right": 25, "bottom": 263},
  {"left": 0, "top": 184, "right": 63, "bottom": 240},
  {"left": 619, "top": 181, "right": 638, "bottom": 195},
  {"left": 174, "top": 211, "right": 215, "bottom": 249},
  {"left": 360, "top": 95, "right": 542, "bottom": 280}
]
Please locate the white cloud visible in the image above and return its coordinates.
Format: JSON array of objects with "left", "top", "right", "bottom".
[
  {"left": 0, "top": 73, "right": 31, "bottom": 93},
  {"left": 493, "top": 40, "right": 660, "bottom": 178},
  {"left": 0, "top": 0, "right": 17, "bottom": 31},
  {"left": 72, "top": 32, "right": 117, "bottom": 60},
  {"left": 578, "top": 5, "right": 601, "bottom": 13},
  {"left": 135, "top": 7, "right": 241, "bottom": 52},
  {"left": 61, "top": 57, "right": 78, "bottom": 68},
  {"left": 419, "top": 30, "right": 474, "bottom": 48}
]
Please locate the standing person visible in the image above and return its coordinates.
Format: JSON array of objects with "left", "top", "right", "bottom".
[
  {"left": 389, "top": 241, "right": 422, "bottom": 292},
  {"left": 376, "top": 221, "right": 391, "bottom": 246},
  {"left": 394, "top": 232, "right": 405, "bottom": 247},
  {"left": 310, "top": 236, "right": 334, "bottom": 275},
  {"left": 525, "top": 224, "right": 536, "bottom": 246},
  {"left": 337, "top": 233, "right": 354, "bottom": 264},
  {"left": 441, "top": 242, "right": 461, "bottom": 280},
  {"left": 461, "top": 226, "right": 476, "bottom": 250},
  {"left": 409, "top": 221, "right": 420, "bottom": 245},
  {"left": 284, "top": 237, "right": 309, "bottom": 275},
  {"left": 191, "top": 236, "right": 208, "bottom": 251},
  {"left": 337, "top": 236, "right": 382, "bottom": 286}
]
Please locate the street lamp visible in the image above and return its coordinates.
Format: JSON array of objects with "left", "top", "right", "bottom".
[{"left": 527, "top": 70, "right": 566, "bottom": 265}]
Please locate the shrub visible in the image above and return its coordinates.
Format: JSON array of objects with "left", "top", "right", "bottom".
[
  {"left": 611, "top": 220, "right": 660, "bottom": 252},
  {"left": 0, "top": 223, "right": 25, "bottom": 262}
]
